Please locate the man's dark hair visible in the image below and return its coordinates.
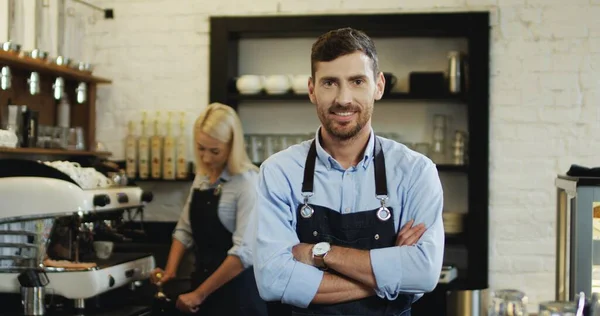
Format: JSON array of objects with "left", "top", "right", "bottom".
[{"left": 310, "top": 27, "right": 379, "bottom": 78}]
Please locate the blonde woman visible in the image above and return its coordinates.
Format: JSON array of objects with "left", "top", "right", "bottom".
[{"left": 150, "top": 103, "right": 267, "bottom": 315}]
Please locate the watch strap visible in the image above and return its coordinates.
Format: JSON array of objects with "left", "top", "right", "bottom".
[{"left": 313, "top": 253, "right": 328, "bottom": 270}]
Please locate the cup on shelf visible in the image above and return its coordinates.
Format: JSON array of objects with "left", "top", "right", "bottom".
[
  {"left": 290, "top": 75, "right": 310, "bottom": 94},
  {"left": 93, "top": 241, "right": 114, "bottom": 259},
  {"left": 236, "top": 75, "right": 264, "bottom": 95},
  {"left": 264, "top": 75, "right": 291, "bottom": 95}
]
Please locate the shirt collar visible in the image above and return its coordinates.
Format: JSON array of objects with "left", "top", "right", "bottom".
[
  {"left": 219, "top": 169, "right": 231, "bottom": 182},
  {"left": 198, "top": 168, "right": 230, "bottom": 189},
  {"left": 314, "top": 126, "right": 376, "bottom": 171}
]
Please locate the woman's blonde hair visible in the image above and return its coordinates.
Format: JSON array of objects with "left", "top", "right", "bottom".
[{"left": 193, "top": 102, "right": 257, "bottom": 176}]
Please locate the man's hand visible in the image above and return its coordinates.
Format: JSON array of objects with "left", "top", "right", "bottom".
[
  {"left": 292, "top": 243, "right": 314, "bottom": 266},
  {"left": 396, "top": 219, "right": 426, "bottom": 246}
]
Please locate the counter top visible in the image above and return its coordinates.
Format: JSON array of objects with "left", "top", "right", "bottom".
[
  {"left": 0, "top": 305, "right": 150, "bottom": 316},
  {"left": 0, "top": 282, "right": 155, "bottom": 316}
]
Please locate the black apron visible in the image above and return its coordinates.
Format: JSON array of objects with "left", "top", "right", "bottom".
[
  {"left": 281, "top": 137, "right": 413, "bottom": 316},
  {"left": 188, "top": 184, "right": 268, "bottom": 316}
]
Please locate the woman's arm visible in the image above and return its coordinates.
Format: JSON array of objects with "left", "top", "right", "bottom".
[{"left": 164, "top": 238, "right": 187, "bottom": 277}]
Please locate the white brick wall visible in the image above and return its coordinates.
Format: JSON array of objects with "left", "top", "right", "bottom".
[{"left": 84, "top": 0, "right": 600, "bottom": 310}]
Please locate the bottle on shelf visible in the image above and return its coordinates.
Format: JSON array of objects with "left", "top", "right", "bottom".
[
  {"left": 125, "top": 120, "right": 138, "bottom": 179},
  {"left": 150, "top": 111, "right": 163, "bottom": 179},
  {"left": 138, "top": 112, "right": 150, "bottom": 180},
  {"left": 162, "top": 111, "right": 176, "bottom": 180},
  {"left": 176, "top": 111, "right": 188, "bottom": 180}
]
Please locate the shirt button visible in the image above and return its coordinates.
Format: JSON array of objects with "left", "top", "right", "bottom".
[{"left": 345, "top": 207, "right": 351, "bottom": 213}]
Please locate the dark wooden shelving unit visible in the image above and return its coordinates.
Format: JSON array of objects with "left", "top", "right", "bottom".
[
  {"left": 209, "top": 12, "right": 490, "bottom": 316},
  {"left": 0, "top": 51, "right": 111, "bottom": 84},
  {"left": 0, "top": 50, "right": 113, "bottom": 162}
]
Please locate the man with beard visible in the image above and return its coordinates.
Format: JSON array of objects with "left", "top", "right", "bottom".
[{"left": 251, "top": 27, "right": 444, "bottom": 316}]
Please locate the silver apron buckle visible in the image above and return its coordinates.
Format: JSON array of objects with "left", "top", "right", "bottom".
[
  {"left": 300, "top": 192, "right": 314, "bottom": 219},
  {"left": 376, "top": 195, "right": 391, "bottom": 221}
]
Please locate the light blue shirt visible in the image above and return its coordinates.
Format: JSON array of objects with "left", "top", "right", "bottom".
[
  {"left": 173, "top": 168, "right": 258, "bottom": 268},
  {"left": 251, "top": 127, "right": 445, "bottom": 308}
]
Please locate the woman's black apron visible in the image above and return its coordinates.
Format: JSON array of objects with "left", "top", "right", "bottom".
[{"left": 187, "top": 184, "right": 268, "bottom": 316}]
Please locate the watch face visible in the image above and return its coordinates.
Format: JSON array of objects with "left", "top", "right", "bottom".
[{"left": 313, "top": 242, "right": 331, "bottom": 256}]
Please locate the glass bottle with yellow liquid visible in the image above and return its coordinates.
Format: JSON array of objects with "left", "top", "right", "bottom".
[
  {"left": 162, "top": 112, "right": 176, "bottom": 180},
  {"left": 150, "top": 111, "right": 163, "bottom": 179},
  {"left": 176, "top": 112, "right": 188, "bottom": 179},
  {"left": 138, "top": 112, "right": 150, "bottom": 180}
]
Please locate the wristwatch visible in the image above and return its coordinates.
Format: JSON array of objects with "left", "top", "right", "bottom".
[{"left": 312, "top": 242, "right": 331, "bottom": 270}]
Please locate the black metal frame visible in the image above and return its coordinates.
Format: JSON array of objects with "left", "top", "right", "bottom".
[{"left": 209, "top": 12, "right": 490, "bottom": 312}]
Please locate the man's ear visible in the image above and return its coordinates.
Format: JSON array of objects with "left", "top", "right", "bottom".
[
  {"left": 374, "top": 72, "right": 385, "bottom": 101},
  {"left": 308, "top": 76, "right": 317, "bottom": 105}
]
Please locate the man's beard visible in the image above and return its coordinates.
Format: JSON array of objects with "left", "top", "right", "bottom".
[{"left": 319, "top": 104, "right": 370, "bottom": 141}]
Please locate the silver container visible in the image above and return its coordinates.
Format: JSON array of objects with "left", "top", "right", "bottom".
[
  {"left": 446, "top": 289, "right": 489, "bottom": 316},
  {"left": 28, "top": 72, "right": 40, "bottom": 95},
  {"left": 26, "top": 49, "right": 49, "bottom": 61},
  {"left": 448, "top": 51, "right": 462, "bottom": 94},
  {"left": 76, "top": 82, "right": 87, "bottom": 104},
  {"left": 21, "top": 286, "right": 45, "bottom": 315},
  {"left": 53, "top": 77, "right": 65, "bottom": 100},
  {"left": 1, "top": 41, "right": 21, "bottom": 53},
  {"left": 72, "top": 61, "right": 94, "bottom": 73},
  {"left": 1, "top": 66, "right": 11, "bottom": 90},
  {"left": 54, "top": 56, "right": 72, "bottom": 67}
]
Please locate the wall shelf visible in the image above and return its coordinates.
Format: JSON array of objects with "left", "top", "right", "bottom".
[
  {"left": 0, "top": 51, "right": 111, "bottom": 84},
  {"left": 131, "top": 177, "right": 194, "bottom": 183},
  {"left": 0, "top": 147, "right": 111, "bottom": 158},
  {"left": 445, "top": 233, "right": 466, "bottom": 245},
  {"left": 437, "top": 164, "right": 468, "bottom": 172},
  {"left": 230, "top": 92, "right": 466, "bottom": 102}
]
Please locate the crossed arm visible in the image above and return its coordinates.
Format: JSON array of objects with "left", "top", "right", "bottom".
[{"left": 291, "top": 220, "right": 426, "bottom": 304}]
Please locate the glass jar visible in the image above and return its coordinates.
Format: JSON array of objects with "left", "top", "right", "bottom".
[
  {"left": 488, "top": 289, "right": 528, "bottom": 316},
  {"left": 538, "top": 301, "right": 577, "bottom": 316}
]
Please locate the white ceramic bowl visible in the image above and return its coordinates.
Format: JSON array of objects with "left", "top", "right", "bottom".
[
  {"left": 291, "top": 75, "right": 310, "bottom": 94},
  {"left": 236, "top": 75, "right": 263, "bottom": 95},
  {"left": 264, "top": 75, "right": 291, "bottom": 94}
]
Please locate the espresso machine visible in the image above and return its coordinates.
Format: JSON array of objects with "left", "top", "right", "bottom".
[
  {"left": 0, "top": 158, "right": 156, "bottom": 314},
  {"left": 555, "top": 165, "right": 600, "bottom": 307}
]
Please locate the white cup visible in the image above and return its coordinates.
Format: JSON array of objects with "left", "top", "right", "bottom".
[{"left": 93, "top": 241, "right": 114, "bottom": 259}]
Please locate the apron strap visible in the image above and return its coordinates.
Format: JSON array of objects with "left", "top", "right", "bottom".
[{"left": 301, "top": 134, "right": 388, "bottom": 197}]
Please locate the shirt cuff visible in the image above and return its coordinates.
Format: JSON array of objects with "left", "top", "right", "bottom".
[
  {"left": 227, "top": 245, "right": 252, "bottom": 269},
  {"left": 370, "top": 247, "right": 402, "bottom": 300},
  {"left": 172, "top": 229, "right": 194, "bottom": 249},
  {"left": 281, "top": 261, "right": 323, "bottom": 308}
]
